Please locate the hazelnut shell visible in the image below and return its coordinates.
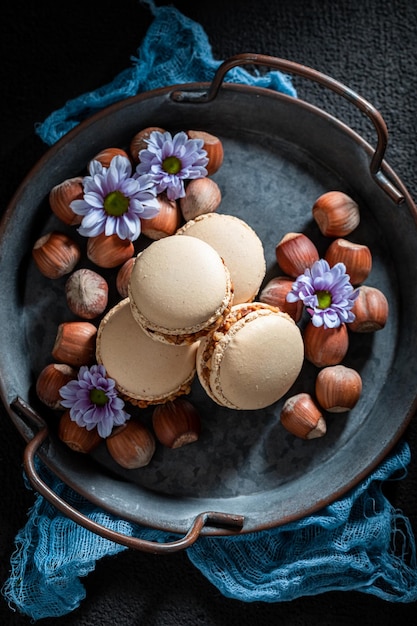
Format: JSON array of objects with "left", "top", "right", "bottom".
[{"left": 152, "top": 398, "right": 201, "bottom": 448}]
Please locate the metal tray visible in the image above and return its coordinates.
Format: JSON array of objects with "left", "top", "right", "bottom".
[{"left": 1, "top": 54, "right": 417, "bottom": 553}]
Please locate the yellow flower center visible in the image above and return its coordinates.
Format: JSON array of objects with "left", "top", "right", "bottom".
[
  {"left": 104, "top": 190, "right": 129, "bottom": 216},
  {"left": 90, "top": 389, "right": 109, "bottom": 406},
  {"left": 316, "top": 290, "right": 332, "bottom": 309},
  {"left": 162, "top": 156, "right": 182, "bottom": 174}
]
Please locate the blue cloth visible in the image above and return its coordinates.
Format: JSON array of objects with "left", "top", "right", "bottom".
[
  {"left": 35, "top": 0, "right": 296, "bottom": 146},
  {"left": 3, "top": 442, "right": 417, "bottom": 620},
  {"left": 3, "top": 0, "right": 417, "bottom": 619}
]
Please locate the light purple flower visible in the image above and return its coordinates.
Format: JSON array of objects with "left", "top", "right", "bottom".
[
  {"left": 59, "top": 364, "right": 130, "bottom": 438},
  {"left": 70, "top": 155, "right": 160, "bottom": 241},
  {"left": 135, "top": 130, "right": 208, "bottom": 200},
  {"left": 286, "top": 259, "right": 359, "bottom": 329}
]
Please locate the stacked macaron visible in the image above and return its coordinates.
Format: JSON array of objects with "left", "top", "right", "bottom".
[
  {"left": 96, "top": 298, "right": 198, "bottom": 407},
  {"left": 128, "top": 235, "right": 233, "bottom": 345},
  {"left": 96, "top": 214, "right": 304, "bottom": 410},
  {"left": 176, "top": 213, "right": 266, "bottom": 304},
  {"left": 196, "top": 302, "right": 304, "bottom": 410}
]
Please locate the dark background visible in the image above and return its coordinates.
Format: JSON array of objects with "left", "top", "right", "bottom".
[{"left": 1, "top": 0, "right": 416, "bottom": 623}]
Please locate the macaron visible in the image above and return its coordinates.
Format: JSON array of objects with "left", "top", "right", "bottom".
[
  {"left": 96, "top": 299, "right": 198, "bottom": 407},
  {"left": 128, "top": 235, "right": 233, "bottom": 345},
  {"left": 196, "top": 302, "right": 304, "bottom": 410},
  {"left": 176, "top": 213, "right": 266, "bottom": 304}
]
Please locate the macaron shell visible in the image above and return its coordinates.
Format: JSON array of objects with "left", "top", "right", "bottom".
[
  {"left": 206, "top": 310, "right": 304, "bottom": 410},
  {"left": 96, "top": 299, "right": 197, "bottom": 405},
  {"left": 129, "top": 235, "right": 233, "bottom": 333},
  {"left": 176, "top": 213, "right": 266, "bottom": 304}
]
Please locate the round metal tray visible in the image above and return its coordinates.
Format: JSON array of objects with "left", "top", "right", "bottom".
[{"left": 1, "top": 55, "right": 417, "bottom": 553}]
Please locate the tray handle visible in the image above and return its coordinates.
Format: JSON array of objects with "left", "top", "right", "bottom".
[
  {"left": 172, "top": 52, "right": 404, "bottom": 204},
  {"left": 13, "top": 398, "right": 244, "bottom": 554}
]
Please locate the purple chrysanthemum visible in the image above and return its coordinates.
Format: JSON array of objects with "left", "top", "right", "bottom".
[
  {"left": 286, "top": 259, "right": 359, "bottom": 329},
  {"left": 59, "top": 364, "right": 130, "bottom": 438},
  {"left": 135, "top": 130, "right": 208, "bottom": 200},
  {"left": 70, "top": 155, "right": 160, "bottom": 241}
]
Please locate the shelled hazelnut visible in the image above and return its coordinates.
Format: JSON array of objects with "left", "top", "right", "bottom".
[
  {"left": 116, "top": 257, "right": 136, "bottom": 298},
  {"left": 186, "top": 130, "right": 224, "bottom": 175},
  {"left": 325, "top": 238, "right": 372, "bottom": 285},
  {"left": 65, "top": 269, "right": 109, "bottom": 319},
  {"left": 312, "top": 191, "right": 360, "bottom": 237},
  {"left": 140, "top": 194, "right": 182, "bottom": 240},
  {"left": 259, "top": 276, "right": 303, "bottom": 322},
  {"left": 36, "top": 363, "right": 78, "bottom": 410},
  {"left": 152, "top": 398, "right": 201, "bottom": 448},
  {"left": 303, "top": 321, "right": 349, "bottom": 368},
  {"left": 280, "top": 393, "right": 327, "bottom": 439},
  {"left": 315, "top": 365, "right": 362, "bottom": 412},
  {"left": 52, "top": 321, "right": 97, "bottom": 367},
  {"left": 89, "top": 147, "right": 130, "bottom": 169},
  {"left": 179, "top": 177, "right": 221, "bottom": 222},
  {"left": 106, "top": 419, "right": 156, "bottom": 469},
  {"left": 58, "top": 410, "right": 102, "bottom": 454},
  {"left": 49, "top": 177, "right": 83, "bottom": 225},
  {"left": 130, "top": 126, "right": 166, "bottom": 163},
  {"left": 348, "top": 285, "right": 389, "bottom": 332},
  {"left": 87, "top": 233, "right": 134, "bottom": 268},
  {"left": 275, "top": 232, "right": 319, "bottom": 278},
  {"left": 32, "top": 231, "right": 81, "bottom": 279}
]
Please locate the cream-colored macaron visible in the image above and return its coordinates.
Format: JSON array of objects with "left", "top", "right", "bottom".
[
  {"left": 196, "top": 302, "right": 304, "bottom": 410},
  {"left": 176, "top": 213, "right": 266, "bottom": 304},
  {"left": 128, "top": 235, "right": 233, "bottom": 345},
  {"left": 96, "top": 299, "right": 198, "bottom": 407}
]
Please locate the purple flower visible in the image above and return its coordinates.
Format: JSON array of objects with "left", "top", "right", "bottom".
[
  {"left": 135, "top": 130, "right": 208, "bottom": 200},
  {"left": 70, "top": 155, "right": 160, "bottom": 241},
  {"left": 286, "top": 259, "right": 359, "bottom": 329},
  {"left": 59, "top": 364, "right": 130, "bottom": 438}
]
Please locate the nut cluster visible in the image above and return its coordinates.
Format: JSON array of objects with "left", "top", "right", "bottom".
[
  {"left": 259, "top": 190, "right": 388, "bottom": 439},
  {"left": 34, "top": 125, "right": 225, "bottom": 469},
  {"left": 34, "top": 130, "right": 390, "bottom": 468}
]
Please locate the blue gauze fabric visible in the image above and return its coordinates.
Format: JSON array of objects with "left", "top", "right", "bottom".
[
  {"left": 35, "top": 0, "right": 296, "bottom": 145},
  {"left": 3, "top": 442, "right": 417, "bottom": 620},
  {"left": 3, "top": 0, "right": 417, "bottom": 620}
]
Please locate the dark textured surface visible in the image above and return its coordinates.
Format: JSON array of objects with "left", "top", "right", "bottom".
[{"left": 1, "top": 0, "right": 416, "bottom": 623}]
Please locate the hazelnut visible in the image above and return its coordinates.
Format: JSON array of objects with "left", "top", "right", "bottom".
[
  {"left": 49, "top": 177, "right": 83, "bottom": 225},
  {"left": 348, "top": 285, "right": 389, "bottom": 332},
  {"left": 116, "top": 257, "right": 135, "bottom": 298},
  {"left": 152, "top": 398, "right": 201, "bottom": 448},
  {"left": 303, "top": 321, "right": 349, "bottom": 368},
  {"left": 106, "top": 419, "right": 156, "bottom": 469},
  {"left": 58, "top": 410, "right": 102, "bottom": 453},
  {"left": 259, "top": 276, "right": 303, "bottom": 322},
  {"left": 36, "top": 363, "right": 78, "bottom": 410},
  {"left": 140, "top": 194, "right": 182, "bottom": 240},
  {"left": 52, "top": 321, "right": 97, "bottom": 367},
  {"left": 275, "top": 232, "right": 319, "bottom": 278},
  {"left": 32, "top": 231, "right": 81, "bottom": 279},
  {"left": 179, "top": 177, "right": 221, "bottom": 222},
  {"left": 325, "top": 238, "right": 372, "bottom": 285},
  {"left": 65, "top": 268, "right": 109, "bottom": 319},
  {"left": 280, "top": 393, "right": 327, "bottom": 439},
  {"left": 89, "top": 147, "right": 130, "bottom": 169},
  {"left": 315, "top": 365, "right": 362, "bottom": 412},
  {"left": 186, "top": 130, "right": 224, "bottom": 175},
  {"left": 130, "top": 126, "right": 166, "bottom": 163},
  {"left": 312, "top": 191, "right": 360, "bottom": 237},
  {"left": 87, "top": 233, "right": 134, "bottom": 268}
]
